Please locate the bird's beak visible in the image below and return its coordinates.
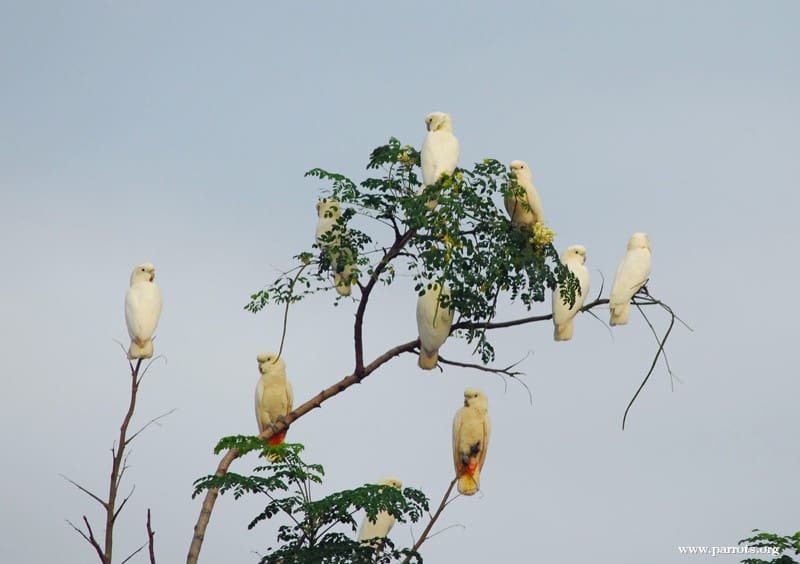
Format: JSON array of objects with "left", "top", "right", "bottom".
[{"left": 149, "top": 272, "right": 155, "bottom": 282}]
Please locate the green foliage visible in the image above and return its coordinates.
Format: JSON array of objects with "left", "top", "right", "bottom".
[
  {"left": 194, "top": 440, "right": 428, "bottom": 563},
  {"left": 740, "top": 530, "right": 800, "bottom": 564},
  {"left": 245, "top": 137, "right": 579, "bottom": 362}
]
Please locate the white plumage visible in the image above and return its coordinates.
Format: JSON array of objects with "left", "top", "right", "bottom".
[
  {"left": 357, "top": 477, "right": 403, "bottom": 543},
  {"left": 254, "top": 353, "right": 294, "bottom": 445},
  {"left": 505, "top": 160, "right": 544, "bottom": 227},
  {"left": 552, "top": 245, "right": 590, "bottom": 341},
  {"left": 416, "top": 282, "right": 453, "bottom": 370},
  {"left": 419, "top": 111, "right": 459, "bottom": 209},
  {"left": 125, "top": 263, "right": 162, "bottom": 359},
  {"left": 609, "top": 232, "right": 652, "bottom": 326},
  {"left": 452, "top": 388, "right": 491, "bottom": 496},
  {"left": 315, "top": 198, "right": 356, "bottom": 296}
]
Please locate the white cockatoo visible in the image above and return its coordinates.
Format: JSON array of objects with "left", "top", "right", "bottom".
[
  {"left": 552, "top": 245, "right": 590, "bottom": 341},
  {"left": 125, "top": 263, "right": 162, "bottom": 360},
  {"left": 419, "top": 111, "right": 459, "bottom": 209},
  {"left": 315, "top": 198, "right": 356, "bottom": 296},
  {"left": 255, "top": 353, "right": 294, "bottom": 445},
  {"left": 452, "top": 388, "right": 491, "bottom": 496},
  {"left": 357, "top": 477, "right": 403, "bottom": 544},
  {"left": 416, "top": 282, "right": 453, "bottom": 370},
  {"left": 505, "top": 160, "right": 544, "bottom": 227},
  {"left": 609, "top": 232, "right": 652, "bottom": 326}
]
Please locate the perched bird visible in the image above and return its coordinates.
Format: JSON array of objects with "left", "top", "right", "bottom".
[
  {"left": 419, "top": 111, "right": 459, "bottom": 209},
  {"left": 357, "top": 477, "right": 403, "bottom": 544},
  {"left": 255, "top": 353, "right": 294, "bottom": 445},
  {"left": 505, "top": 160, "right": 544, "bottom": 227},
  {"left": 609, "top": 232, "right": 652, "bottom": 326},
  {"left": 452, "top": 388, "right": 491, "bottom": 496},
  {"left": 315, "top": 198, "right": 356, "bottom": 296},
  {"left": 125, "top": 263, "right": 162, "bottom": 360},
  {"left": 416, "top": 282, "right": 453, "bottom": 370},
  {"left": 552, "top": 245, "right": 590, "bottom": 341}
]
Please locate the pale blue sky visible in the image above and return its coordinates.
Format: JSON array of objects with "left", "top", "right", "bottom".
[{"left": 1, "top": 2, "right": 798, "bottom": 563}]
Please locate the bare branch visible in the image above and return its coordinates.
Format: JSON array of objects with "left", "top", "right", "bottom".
[
  {"left": 277, "top": 263, "right": 310, "bottom": 361},
  {"left": 403, "top": 478, "right": 458, "bottom": 563},
  {"left": 436, "top": 353, "right": 533, "bottom": 405},
  {"left": 66, "top": 518, "right": 105, "bottom": 563},
  {"left": 147, "top": 508, "right": 156, "bottom": 564},
  {"left": 436, "top": 354, "right": 523, "bottom": 377},
  {"left": 120, "top": 542, "right": 147, "bottom": 564},
  {"left": 621, "top": 288, "right": 682, "bottom": 430},
  {"left": 60, "top": 474, "right": 108, "bottom": 510},
  {"left": 113, "top": 484, "right": 136, "bottom": 522},
  {"left": 137, "top": 355, "right": 167, "bottom": 384},
  {"left": 126, "top": 409, "right": 177, "bottom": 445},
  {"left": 452, "top": 297, "right": 610, "bottom": 332},
  {"left": 425, "top": 522, "right": 465, "bottom": 540},
  {"left": 353, "top": 229, "right": 416, "bottom": 376}
]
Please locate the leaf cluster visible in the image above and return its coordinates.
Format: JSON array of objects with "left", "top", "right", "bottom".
[
  {"left": 244, "top": 137, "right": 579, "bottom": 363},
  {"left": 740, "top": 529, "right": 800, "bottom": 564},
  {"left": 194, "top": 439, "right": 428, "bottom": 563}
]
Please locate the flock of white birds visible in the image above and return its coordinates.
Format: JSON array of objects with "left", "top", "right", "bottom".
[{"left": 122, "top": 111, "right": 654, "bottom": 546}]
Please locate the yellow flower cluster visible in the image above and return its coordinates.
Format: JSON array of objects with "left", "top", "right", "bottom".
[
  {"left": 397, "top": 145, "right": 416, "bottom": 167},
  {"left": 530, "top": 221, "right": 555, "bottom": 246}
]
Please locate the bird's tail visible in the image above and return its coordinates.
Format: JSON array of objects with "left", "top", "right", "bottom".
[
  {"left": 334, "top": 271, "right": 352, "bottom": 296},
  {"left": 418, "top": 349, "right": 439, "bottom": 370},
  {"left": 127, "top": 339, "right": 154, "bottom": 360},
  {"left": 610, "top": 303, "right": 630, "bottom": 326},
  {"left": 457, "top": 468, "right": 481, "bottom": 496},
  {"left": 265, "top": 434, "right": 287, "bottom": 463},
  {"left": 554, "top": 321, "right": 574, "bottom": 341},
  {"left": 268, "top": 432, "right": 287, "bottom": 446}
]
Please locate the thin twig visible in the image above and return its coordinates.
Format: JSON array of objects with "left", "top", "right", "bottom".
[
  {"left": 147, "top": 508, "right": 156, "bottom": 564},
  {"left": 113, "top": 485, "right": 135, "bottom": 522},
  {"left": 436, "top": 354, "right": 533, "bottom": 405},
  {"left": 621, "top": 294, "right": 677, "bottom": 430},
  {"left": 403, "top": 478, "right": 458, "bottom": 563},
  {"left": 425, "top": 523, "right": 465, "bottom": 540},
  {"left": 634, "top": 301, "right": 674, "bottom": 380},
  {"left": 277, "top": 263, "right": 309, "bottom": 360},
  {"left": 66, "top": 518, "right": 105, "bottom": 563},
  {"left": 60, "top": 475, "right": 108, "bottom": 509},
  {"left": 120, "top": 542, "right": 147, "bottom": 564},
  {"left": 126, "top": 409, "right": 177, "bottom": 445}
]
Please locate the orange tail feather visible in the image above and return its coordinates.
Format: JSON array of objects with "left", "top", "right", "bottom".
[{"left": 268, "top": 432, "right": 287, "bottom": 446}]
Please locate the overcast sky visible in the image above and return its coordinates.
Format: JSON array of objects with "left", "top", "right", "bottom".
[{"left": 1, "top": 1, "right": 798, "bottom": 563}]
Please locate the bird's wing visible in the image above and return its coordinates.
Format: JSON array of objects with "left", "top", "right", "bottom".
[
  {"left": 477, "top": 412, "right": 491, "bottom": 472},
  {"left": 255, "top": 379, "right": 265, "bottom": 434}
]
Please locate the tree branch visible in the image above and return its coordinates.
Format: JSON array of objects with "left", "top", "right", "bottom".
[
  {"left": 353, "top": 229, "right": 415, "bottom": 376},
  {"left": 66, "top": 517, "right": 105, "bottom": 563},
  {"left": 436, "top": 354, "right": 533, "bottom": 404},
  {"left": 147, "top": 508, "right": 156, "bottom": 564},
  {"left": 186, "top": 288, "right": 684, "bottom": 562},
  {"left": 185, "top": 338, "right": 420, "bottom": 564},
  {"left": 621, "top": 287, "right": 690, "bottom": 430},
  {"left": 451, "top": 297, "right": 610, "bottom": 332},
  {"left": 120, "top": 542, "right": 147, "bottom": 564},
  {"left": 126, "top": 409, "right": 177, "bottom": 446},
  {"left": 403, "top": 478, "right": 458, "bottom": 563},
  {"left": 60, "top": 474, "right": 108, "bottom": 510}
]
